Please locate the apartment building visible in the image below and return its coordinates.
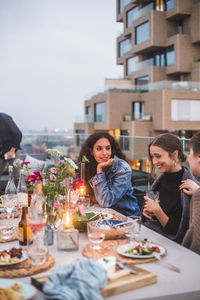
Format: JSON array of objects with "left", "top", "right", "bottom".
[{"left": 74, "top": 0, "right": 200, "bottom": 143}]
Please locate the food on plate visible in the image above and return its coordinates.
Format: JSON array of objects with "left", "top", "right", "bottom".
[
  {"left": 0, "top": 248, "right": 23, "bottom": 264},
  {"left": 0, "top": 283, "right": 24, "bottom": 300},
  {"left": 125, "top": 243, "right": 161, "bottom": 256}
]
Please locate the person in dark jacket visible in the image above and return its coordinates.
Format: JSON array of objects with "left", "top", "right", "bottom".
[
  {"left": 180, "top": 132, "right": 200, "bottom": 254},
  {"left": 142, "top": 133, "right": 197, "bottom": 244},
  {"left": 0, "top": 113, "right": 22, "bottom": 180}
]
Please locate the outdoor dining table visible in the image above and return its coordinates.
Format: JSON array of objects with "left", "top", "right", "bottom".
[{"left": 0, "top": 206, "right": 200, "bottom": 300}]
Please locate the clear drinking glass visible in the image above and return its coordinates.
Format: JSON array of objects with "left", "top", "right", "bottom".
[
  {"left": 87, "top": 221, "right": 105, "bottom": 250},
  {"left": 125, "top": 216, "right": 141, "bottom": 246},
  {"left": 79, "top": 195, "right": 90, "bottom": 210},
  {"left": 146, "top": 190, "right": 159, "bottom": 201},
  {"left": 27, "top": 231, "right": 48, "bottom": 265},
  {"left": 0, "top": 194, "right": 17, "bottom": 230}
]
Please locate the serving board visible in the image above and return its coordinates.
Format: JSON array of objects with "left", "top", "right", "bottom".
[{"left": 31, "top": 264, "right": 157, "bottom": 298}]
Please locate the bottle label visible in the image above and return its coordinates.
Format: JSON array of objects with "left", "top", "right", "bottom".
[{"left": 19, "top": 227, "right": 24, "bottom": 242}]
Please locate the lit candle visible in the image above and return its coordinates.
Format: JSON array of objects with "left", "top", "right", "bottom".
[
  {"left": 79, "top": 185, "right": 85, "bottom": 197},
  {"left": 63, "top": 211, "right": 72, "bottom": 229}
]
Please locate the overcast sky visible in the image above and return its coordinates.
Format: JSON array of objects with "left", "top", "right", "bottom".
[{"left": 0, "top": 0, "right": 123, "bottom": 132}]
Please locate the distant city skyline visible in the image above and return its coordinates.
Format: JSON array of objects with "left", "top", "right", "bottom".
[{"left": 0, "top": 0, "right": 122, "bottom": 132}]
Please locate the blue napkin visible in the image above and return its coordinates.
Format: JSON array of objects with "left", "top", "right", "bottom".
[{"left": 43, "top": 258, "right": 107, "bottom": 300}]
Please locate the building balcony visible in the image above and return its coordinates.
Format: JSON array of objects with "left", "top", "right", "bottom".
[
  {"left": 166, "top": 0, "right": 192, "bottom": 20},
  {"left": 191, "top": 1, "right": 200, "bottom": 43},
  {"left": 167, "top": 27, "right": 190, "bottom": 38},
  {"left": 123, "top": 114, "right": 152, "bottom": 121},
  {"left": 132, "top": 10, "right": 167, "bottom": 54}
]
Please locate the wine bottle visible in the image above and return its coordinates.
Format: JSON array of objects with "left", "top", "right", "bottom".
[
  {"left": 5, "top": 165, "right": 17, "bottom": 196},
  {"left": 29, "top": 180, "right": 46, "bottom": 221},
  {"left": 17, "top": 169, "right": 28, "bottom": 207},
  {"left": 18, "top": 206, "right": 32, "bottom": 246}
]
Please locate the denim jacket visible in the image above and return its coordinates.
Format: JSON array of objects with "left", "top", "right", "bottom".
[{"left": 89, "top": 156, "right": 140, "bottom": 216}]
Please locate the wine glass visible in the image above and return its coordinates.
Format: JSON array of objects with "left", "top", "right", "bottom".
[
  {"left": 79, "top": 195, "right": 90, "bottom": 211},
  {"left": 1, "top": 194, "right": 17, "bottom": 229},
  {"left": 87, "top": 221, "right": 105, "bottom": 250},
  {"left": 125, "top": 216, "right": 141, "bottom": 246}
]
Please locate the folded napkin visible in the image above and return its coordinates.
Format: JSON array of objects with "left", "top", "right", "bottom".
[{"left": 43, "top": 258, "right": 107, "bottom": 300}]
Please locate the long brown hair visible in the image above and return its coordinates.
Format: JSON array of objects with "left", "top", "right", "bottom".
[{"left": 78, "top": 132, "right": 126, "bottom": 195}]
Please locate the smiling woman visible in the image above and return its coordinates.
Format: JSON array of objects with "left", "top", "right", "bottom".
[
  {"left": 142, "top": 133, "right": 198, "bottom": 244},
  {"left": 78, "top": 132, "right": 140, "bottom": 216}
]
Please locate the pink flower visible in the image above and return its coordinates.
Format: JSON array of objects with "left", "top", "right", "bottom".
[
  {"left": 50, "top": 174, "right": 57, "bottom": 181},
  {"left": 50, "top": 167, "right": 57, "bottom": 174},
  {"left": 60, "top": 178, "right": 68, "bottom": 187},
  {"left": 22, "top": 161, "right": 30, "bottom": 165},
  {"left": 79, "top": 204, "right": 86, "bottom": 216},
  {"left": 72, "top": 178, "right": 84, "bottom": 190},
  {"left": 54, "top": 203, "right": 60, "bottom": 209}
]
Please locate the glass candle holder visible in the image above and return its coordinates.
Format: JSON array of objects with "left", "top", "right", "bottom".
[{"left": 57, "top": 224, "right": 79, "bottom": 251}]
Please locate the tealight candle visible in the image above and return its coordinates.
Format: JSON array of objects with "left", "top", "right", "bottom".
[
  {"left": 57, "top": 211, "right": 79, "bottom": 251},
  {"left": 79, "top": 185, "right": 86, "bottom": 197}
]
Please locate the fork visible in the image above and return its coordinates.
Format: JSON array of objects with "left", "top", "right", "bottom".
[{"left": 153, "top": 252, "right": 181, "bottom": 273}]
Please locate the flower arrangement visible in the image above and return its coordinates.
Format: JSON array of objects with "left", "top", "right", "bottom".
[
  {"left": 14, "top": 151, "right": 89, "bottom": 226},
  {"left": 42, "top": 149, "right": 78, "bottom": 199}
]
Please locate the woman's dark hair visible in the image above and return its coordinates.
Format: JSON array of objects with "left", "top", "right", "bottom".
[
  {"left": 188, "top": 131, "right": 200, "bottom": 155},
  {"left": 148, "top": 133, "right": 187, "bottom": 163},
  {"left": 78, "top": 132, "right": 126, "bottom": 195}
]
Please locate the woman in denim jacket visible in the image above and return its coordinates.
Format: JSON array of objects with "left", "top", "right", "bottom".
[{"left": 78, "top": 132, "right": 140, "bottom": 216}]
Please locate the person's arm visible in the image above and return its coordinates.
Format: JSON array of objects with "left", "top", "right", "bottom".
[
  {"left": 89, "top": 165, "right": 132, "bottom": 208},
  {"left": 143, "top": 196, "right": 169, "bottom": 227}
]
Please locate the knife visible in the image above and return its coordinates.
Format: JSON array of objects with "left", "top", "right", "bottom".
[
  {"left": 116, "top": 262, "right": 137, "bottom": 274},
  {"left": 153, "top": 253, "right": 181, "bottom": 273}
]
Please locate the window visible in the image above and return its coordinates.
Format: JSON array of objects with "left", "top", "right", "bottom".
[
  {"left": 126, "top": 6, "right": 138, "bottom": 28},
  {"left": 94, "top": 102, "right": 105, "bottom": 122},
  {"left": 153, "top": 46, "right": 174, "bottom": 67},
  {"left": 120, "top": 130, "right": 130, "bottom": 151},
  {"left": 132, "top": 102, "right": 144, "bottom": 120},
  {"left": 135, "top": 75, "right": 149, "bottom": 87},
  {"left": 76, "top": 130, "right": 85, "bottom": 147},
  {"left": 135, "top": 22, "right": 149, "bottom": 44},
  {"left": 119, "top": 38, "right": 131, "bottom": 57},
  {"left": 171, "top": 100, "right": 200, "bottom": 121},
  {"left": 165, "top": 0, "right": 174, "bottom": 11},
  {"left": 126, "top": 56, "right": 139, "bottom": 76},
  {"left": 166, "top": 46, "right": 174, "bottom": 66},
  {"left": 85, "top": 106, "right": 92, "bottom": 122},
  {"left": 119, "top": 0, "right": 131, "bottom": 14}
]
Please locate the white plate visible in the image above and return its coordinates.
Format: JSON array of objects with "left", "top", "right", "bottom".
[
  {"left": 87, "top": 211, "right": 113, "bottom": 219},
  {"left": 0, "top": 279, "right": 36, "bottom": 299},
  {"left": 0, "top": 250, "right": 28, "bottom": 266},
  {"left": 117, "top": 242, "right": 166, "bottom": 259}
]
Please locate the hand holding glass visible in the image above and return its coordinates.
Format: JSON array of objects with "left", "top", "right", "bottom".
[{"left": 146, "top": 190, "right": 159, "bottom": 201}]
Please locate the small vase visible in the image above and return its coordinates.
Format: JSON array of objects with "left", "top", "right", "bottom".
[{"left": 46, "top": 194, "right": 56, "bottom": 225}]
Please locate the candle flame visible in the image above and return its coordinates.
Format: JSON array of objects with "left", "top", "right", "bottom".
[
  {"left": 79, "top": 185, "right": 86, "bottom": 196},
  {"left": 63, "top": 211, "right": 72, "bottom": 229}
]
